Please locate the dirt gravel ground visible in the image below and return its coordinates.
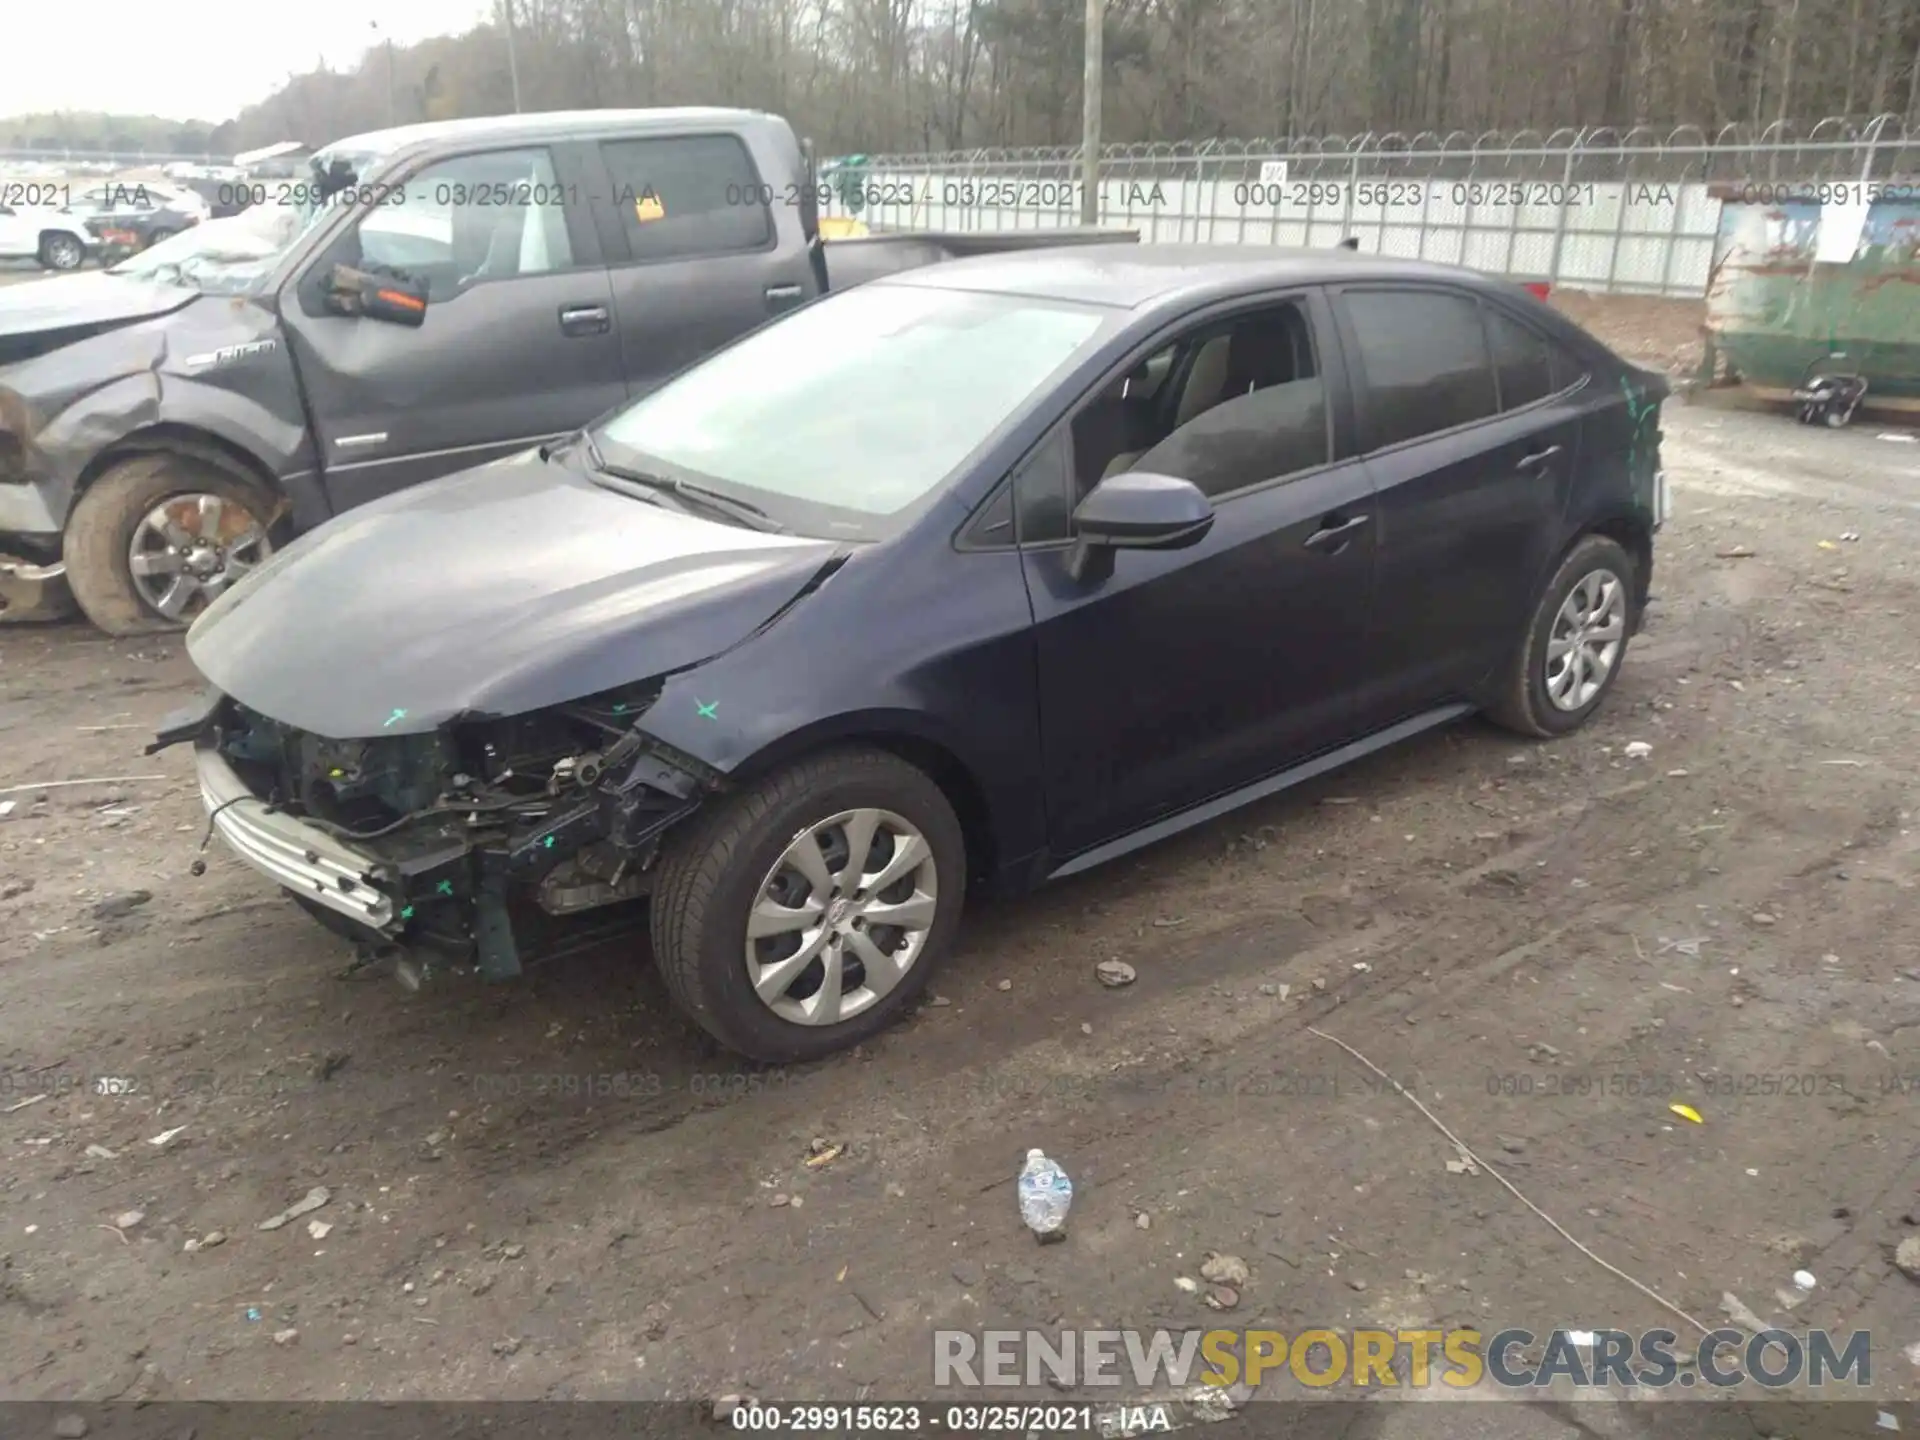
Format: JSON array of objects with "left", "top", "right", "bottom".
[{"left": 4, "top": 301, "right": 1920, "bottom": 1433}]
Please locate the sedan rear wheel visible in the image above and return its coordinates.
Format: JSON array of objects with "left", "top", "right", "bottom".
[
  {"left": 1486, "top": 533, "right": 1637, "bottom": 738},
  {"left": 650, "top": 747, "right": 965, "bottom": 1062}
]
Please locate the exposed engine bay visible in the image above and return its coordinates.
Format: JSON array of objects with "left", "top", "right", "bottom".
[{"left": 193, "top": 684, "right": 719, "bottom": 980}]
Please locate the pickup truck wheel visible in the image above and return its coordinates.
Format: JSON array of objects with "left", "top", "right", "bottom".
[
  {"left": 1486, "top": 534, "right": 1636, "bottom": 738},
  {"left": 650, "top": 746, "right": 966, "bottom": 1063},
  {"left": 38, "top": 232, "right": 84, "bottom": 270},
  {"left": 64, "top": 455, "right": 277, "bottom": 636}
]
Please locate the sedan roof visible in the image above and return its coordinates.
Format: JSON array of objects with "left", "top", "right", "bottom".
[{"left": 877, "top": 243, "right": 1524, "bottom": 311}]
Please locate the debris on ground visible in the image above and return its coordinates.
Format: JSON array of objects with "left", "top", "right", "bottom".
[
  {"left": 1199, "top": 1252, "right": 1250, "bottom": 1287},
  {"left": 994, "top": 979, "right": 1012, "bottom": 991},
  {"left": 804, "top": 1139, "right": 842, "bottom": 1169},
  {"left": 1722, "top": 1291, "right": 1770, "bottom": 1333},
  {"left": 1017, "top": 1149, "right": 1072, "bottom": 1241},
  {"left": 1174, "top": 1276, "right": 1199, "bottom": 1293},
  {"left": 308, "top": 1220, "right": 333, "bottom": 1240},
  {"left": 90, "top": 889, "right": 153, "bottom": 921},
  {"left": 258, "top": 1186, "right": 331, "bottom": 1231},
  {"left": 1894, "top": 1236, "right": 1920, "bottom": 1282},
  {"left": 83, "top": 1144, "right": 116, "bottom": 1160},
  {"left": 53, "top": 1415, "right": 88, "bottom": 1439},
  {"left": 4, "top": 1093, "right": 47, "bottom": 1113},
  {"left": 1204, "top": 1286, "right": 1239, "bottom": 1310},
  {"left": 1096, "top": 960, "right": 1137, "bottom": 988},
  {"left": 1623, "top": 741, "right": 1653, "bottom": 758},
  {"left": 148, "top": 1126, "right": 186, "bottom": 1148},
  {"left": 272, "top": 1328, "right": 299, "bottom": 1346},
  {"left": 1669, "top": 1104, "right": 1704, "bottom": 1124},
  {"left": 1715, "top": 545, "right": 1757, "bottom": 558},
  {"left": 113, "top": 1209, "right": 145, "bottom": 1230}
]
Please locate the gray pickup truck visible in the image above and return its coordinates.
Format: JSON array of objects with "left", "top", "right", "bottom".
[{"left": 0, "top": 108, "right": 1133, "bottom": 633}]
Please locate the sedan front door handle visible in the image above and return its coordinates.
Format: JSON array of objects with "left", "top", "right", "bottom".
[
  {"left": 1303, "top": 513, "right": 1371, "bottom": 553},
  {"left": 559, "top": 304, "right": 610, "bottom": 337}
]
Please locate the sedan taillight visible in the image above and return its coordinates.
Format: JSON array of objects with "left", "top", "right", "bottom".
[{"left": 1523, "top": 281, "right": 1552, "bottom": 299}]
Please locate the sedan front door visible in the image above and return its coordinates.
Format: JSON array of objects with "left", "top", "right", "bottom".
[{"left": 1019, "top": 292, "right": 1381, "bottom": 862}]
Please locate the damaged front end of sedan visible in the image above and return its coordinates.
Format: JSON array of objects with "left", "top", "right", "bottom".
[{"left": 153, "top": 680, "right": 722, "bottom": 984}]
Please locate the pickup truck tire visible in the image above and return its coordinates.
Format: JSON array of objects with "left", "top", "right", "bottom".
[
  {"left": 649, "top": 746, "right": 966, "bottom": 1063},
  {"left": 65, "top": 455, "right": 278, "bottom": 636},
  {"left": 38, "top": 232, "right": 84, "bottom": 271},
  {"left": 1485, "top": 533, "right": 1636, "bottom": 738}
]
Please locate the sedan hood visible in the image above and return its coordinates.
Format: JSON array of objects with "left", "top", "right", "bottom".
[
  {"left": 0, "top": 271, "right": 198, "bottom": 342},
  {"left": 187, "top": 450, "right": 843, "bottom": 738}
]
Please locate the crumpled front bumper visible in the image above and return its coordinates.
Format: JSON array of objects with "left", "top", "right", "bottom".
[{"left": 195, "top": 735, "right": 398, "bottom": 931}]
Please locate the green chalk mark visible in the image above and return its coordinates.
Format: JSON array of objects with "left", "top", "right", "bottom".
[
  {"left": 435, "top": 879, "right": 454, "bottom": 896},
  {"left": 695, "top": 699, "right": 719, "bottom": 719},
  {"left": 382, "top": 708, "right": 408, "bottom": 729},
  {"left": 400, "top": 905, "right": 415, "bottom": 921},
  {"left": 542, "top": 835, "right": 555, "bottom": 848}
]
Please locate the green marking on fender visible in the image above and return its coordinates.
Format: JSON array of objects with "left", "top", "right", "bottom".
[
  {"left": 383, "top": 708, "right": 408, "bottom": 729},
  {"left": 400, "top": 905, "right": 415, "bottom": 921},
  {"left": 435, "top": 879, "right": 454, "bottom": 896},
  {"left": 695, "top": 699, "right": 719, "bottom": 719},
  {"left": 542, "top": 835, "right": 555, "bottom": 848}
]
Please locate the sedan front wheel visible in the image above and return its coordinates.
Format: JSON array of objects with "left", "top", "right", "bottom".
[{"left": 650, "top": 746, "right": 966, "bottom": 1062}]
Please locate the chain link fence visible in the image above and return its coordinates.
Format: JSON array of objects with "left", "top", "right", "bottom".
[{"left": 830, "top": 114, "right": 1919, "bottom": 298}]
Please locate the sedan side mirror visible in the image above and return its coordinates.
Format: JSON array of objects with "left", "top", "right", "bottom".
[
  {"left": 1065, "top": 471, "right": 1214, "bottom": 582},
  {"left": 323, "top": 263, "right": 429, "bottom": 327}
]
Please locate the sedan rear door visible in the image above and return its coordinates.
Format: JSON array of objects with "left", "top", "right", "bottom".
[{"left": 1328, "top": 284, "right": 1582, "bottom": 725}]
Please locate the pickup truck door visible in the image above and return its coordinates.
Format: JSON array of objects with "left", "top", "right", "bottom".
[
  {"left": 583, "top": 132, "right": 821, "bottom": 400},
  {"left": 277, "top": 142, "right": 628, "bottom": 514}
]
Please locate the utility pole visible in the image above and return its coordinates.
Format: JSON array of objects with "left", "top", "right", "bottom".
[
  {"left": 370, "top": 20, "right": 393, "bottom": 125},
  {"left": 1080, "top": 0, "right": 1103, "bottom": 226},
  {"left": 503, "top": 0, "right": 524, "bottom": 113}
]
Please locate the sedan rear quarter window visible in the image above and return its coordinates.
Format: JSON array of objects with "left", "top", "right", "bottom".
[
  {"left": 1485, "top": 305, "right": 1554, "bottom": 411},
  {"left": 1344, "top": 289, "right": 1499, "bottom": 449}
]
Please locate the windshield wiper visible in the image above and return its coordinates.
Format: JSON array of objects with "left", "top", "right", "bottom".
[{"left": 581, "top": 432, "right": 785, "bottom": 534}]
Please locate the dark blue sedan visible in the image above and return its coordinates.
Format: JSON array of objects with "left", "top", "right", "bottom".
[{"left": 164, "top": 245, "right": 1670, "bottom": 1062}]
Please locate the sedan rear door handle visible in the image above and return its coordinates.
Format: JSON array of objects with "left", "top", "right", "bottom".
[
  {"left": 559, "top": 304, "right": 610, "bottom": 337},
  {"left": 765, "top": 283, "right": 805, "bottom": 310},
  {"left": 1517, "top": 443, "right": 1564, "bottom": 472},
  {"left": 1303, "top": 513, "right": 1371, "bottom": 552}
]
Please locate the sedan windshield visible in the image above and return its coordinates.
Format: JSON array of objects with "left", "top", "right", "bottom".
[{"left": 593, "top": 283, "right": 1114, "bottom": 538}]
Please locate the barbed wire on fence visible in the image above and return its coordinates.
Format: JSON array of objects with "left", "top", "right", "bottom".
[{"left": 857, "top": 113, "right": 1916, "bottom": 182}]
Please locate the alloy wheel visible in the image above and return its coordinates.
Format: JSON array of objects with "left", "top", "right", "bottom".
[
  {"left": 44, "top": 235, "right": 83, "bottom": 270},
  {"left": 1545, "top": 567, "right": 1625, "bottom": 712},
  {"left": 744, "top": 807, "right": 939, "bottom": 1026},
  {"left": 127, "top": 492, "right": 272, "bottom": 622}
]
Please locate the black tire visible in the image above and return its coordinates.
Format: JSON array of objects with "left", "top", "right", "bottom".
[
  {"left": 650, "top": 746, "right": 967, "bottom": 1063},
  {"left": 64, "top": 454, "right": 278, "bottom": 637},
  {"left": 1485, "top": 533, "right": 1637, "bottom": 739},
  {"left": 37, "top": 231, "right": 84, "bottom": 271}
]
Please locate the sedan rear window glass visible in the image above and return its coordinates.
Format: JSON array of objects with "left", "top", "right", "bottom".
[
  {"left": 1345, "top": 289, "right": 1499, "bottom": 449},
  {"left": 596, "top": 283, "right": 1111, "bottom": 535},
  {"left": 1485, "top": 306, "right": 1554, "bottom": 410}
]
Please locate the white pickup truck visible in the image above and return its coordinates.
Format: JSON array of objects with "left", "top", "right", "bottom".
[{"left": 0, "top": 202, "right": 96, "bottom": 272}]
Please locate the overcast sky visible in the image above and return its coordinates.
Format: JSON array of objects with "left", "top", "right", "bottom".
[{"left": 10, "top": 0, "right": 497, "bottom": 123}]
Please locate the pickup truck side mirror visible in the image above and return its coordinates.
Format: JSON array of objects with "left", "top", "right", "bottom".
[
  {"left": 1064, "top": 471, "right": 1214, "bottom": 581},
  {"left": 323, "top": 263, "right": 429, "bottom": 327}
]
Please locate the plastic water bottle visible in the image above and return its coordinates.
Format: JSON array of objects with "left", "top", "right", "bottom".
[{"left": 1018, "top": 1149, "right": 1073, "bottom": 1239}]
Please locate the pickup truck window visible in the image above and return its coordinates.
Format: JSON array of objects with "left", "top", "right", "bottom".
[
  {"left": 598, "top": 135, "right": 773, "bottom": 263},
  {"left": 351, "top": 147, "right": 575, "bottom": 302},
  {"left": 594, "top": 283, "right": 1111, "bottom": 537}
]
